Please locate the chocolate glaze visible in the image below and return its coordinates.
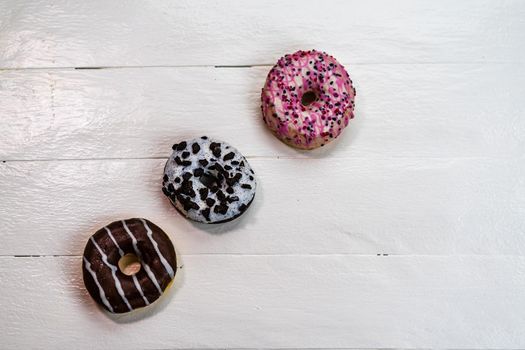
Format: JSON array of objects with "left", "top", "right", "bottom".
[{"left": 82, "top": 218, "right": 177, "bottom": 313}]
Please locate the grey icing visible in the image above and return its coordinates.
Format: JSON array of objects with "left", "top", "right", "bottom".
[{"left": 163, "top": 137, "right": 256, "bottom": 223}]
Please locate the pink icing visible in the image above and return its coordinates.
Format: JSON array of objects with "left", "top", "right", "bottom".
[{"left": 261, "top": 50, "right": 356, "bottom": 149}]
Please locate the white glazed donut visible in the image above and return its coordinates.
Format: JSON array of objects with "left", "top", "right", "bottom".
[{"left": 162, "top": 136, "right": 257, "bottom": 223}]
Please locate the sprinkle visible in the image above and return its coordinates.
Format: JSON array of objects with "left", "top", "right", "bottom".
[
  {"left": 223, "top": 152, "right": 235, "bottom": 161},
  {"left": 192, "top": 143, "right": 201, "bottom": 154},
  {"left": 217, "top": 190, "right": 226, "bottom": 202},
  {"left": 214, "top": 204, "right": 228, "bottom": 215},
  {"left": 201, "top": 208, "right": 211, "bottom": 221},
  {"left": 227, "top": 196, "right": 239, "bottom": 203},
  {"left": 199, "top": 188, "right": 209, "bottom": 201}
]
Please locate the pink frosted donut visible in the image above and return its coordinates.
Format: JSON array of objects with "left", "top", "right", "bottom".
[{"left": 261, "top": 50, "right": 356, "bottom": 149}]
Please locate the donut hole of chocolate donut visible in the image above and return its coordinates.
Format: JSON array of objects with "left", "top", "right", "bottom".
[
  {"left": 301, "top": 90, "right": 318, "bottom": 107},
  {"left": 199, "top": 171, "right": 220, "bottom": 188},
  {"left": 118, "top": 253, "right": 142, "bottom": 276}
]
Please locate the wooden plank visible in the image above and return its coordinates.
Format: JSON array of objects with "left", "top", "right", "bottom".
[
  {"left": 0, "top": 0, "right": 524, "bottom": 68},
  {"left": 1, "top": 255, "right": 524, "bottom": 349},
  {"left": 1, "top": 2, "right": 523, "bottom": 349},
  {"left": 1, "top": 64, "right": 524, "bottom": 161},
  {"left": 1, "top": 157, "right": 523, "bottom": 256}
]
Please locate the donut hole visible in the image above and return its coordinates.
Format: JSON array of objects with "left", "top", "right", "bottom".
[
  {"left": 118, "top": 253, "right": 142, "bottom": 276},
  {"left": 199, "top": 171, "right": 219, "bottom": 188},
  {"left": 301, "top": 90, "right": 318, "bottom": 106}
]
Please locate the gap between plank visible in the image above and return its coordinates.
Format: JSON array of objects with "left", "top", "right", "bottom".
[
  {"left": 149, "top": 348, "right": 525, "bottom": 350},
  {"left": 3, "top": 253, "right": 525, "bottom": 258},
  {"left": 1, "top": 155, "right": 520, "bottom": 163},
  {"left": 0, "top": 61, "right": 523, "bottom": 72}
]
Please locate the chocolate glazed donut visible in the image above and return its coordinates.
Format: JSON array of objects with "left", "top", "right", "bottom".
[{"left": 82, "top": 218, "right": 176, "bottom": 313}]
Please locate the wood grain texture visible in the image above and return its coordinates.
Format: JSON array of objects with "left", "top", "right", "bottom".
[
  {"left": 1, "top": 157, "right": 524, "bottom": 256},
  {"left": 1, "top": 63, "right": 524, "bottom": 161},
  {"left": 0, "top": 0, "right": 524, "bottom": 68},
  {"left": 1, "top": 1, "right": 525, "bottom": 348},
  {"left": 1, "top": 255, "right": 524, "bottom": 350}
]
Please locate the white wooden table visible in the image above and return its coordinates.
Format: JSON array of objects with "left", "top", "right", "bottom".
[{"left": 1, "top": 1, "right": 524, "bottom": 349}]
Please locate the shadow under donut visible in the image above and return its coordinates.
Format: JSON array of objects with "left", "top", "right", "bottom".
[{"left": 187, "top": 192, "right": 259, "bottom": 235}]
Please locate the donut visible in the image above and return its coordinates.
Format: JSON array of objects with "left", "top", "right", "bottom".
[
  {"left": 82, "top": 218, "right": 176, "bottom": 313},
  {"left": 162, "top": 136, "right": 256, "bottom": 223},
  {"left": 261, "top": 50, "right": 356, "bottom": 149}
]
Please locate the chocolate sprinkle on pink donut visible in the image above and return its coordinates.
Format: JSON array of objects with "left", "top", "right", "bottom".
[{"left": 261, "top": 50, "right": 356, "bottom": 149}]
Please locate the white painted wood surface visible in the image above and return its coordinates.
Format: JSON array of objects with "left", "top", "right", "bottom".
[
  {"left": 2, "top": 255, "right": 525, "bottom": 350},
  {"left": 1, "top": 64, "right": 524, "bottom": 160},
  {"left": 0, "top": 0, "right": 524, "bottom": 68},
  {"left": 2, "top": 157, "right": 525, "bottom": 256},
  {"left": 1, "top": 0, "right": 525, "bottom": 349}
]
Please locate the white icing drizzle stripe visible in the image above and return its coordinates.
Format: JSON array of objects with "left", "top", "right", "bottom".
[
  {"left": 140, "top": 218, "right": 175, "bottom": 279},
  {"left": 90, "top": 237, "right": 132, "bottom": 311},
  {"left": 132, "top": 275, "right": 150, "bottom": 306},
  {"left": 83, "top": 257, "right": 114, "bottom": 313},
  {"left": 121, "top": 220, "right": 163, "bottom": 294},
  {"left": 105, "top": 226, "right": 150, "bottom": 306},
  {"left": 105, "top": 226, "right": 124, "bottom": 256}
]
